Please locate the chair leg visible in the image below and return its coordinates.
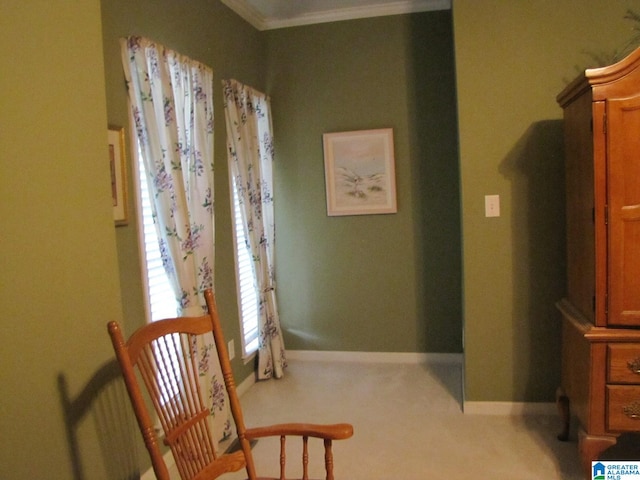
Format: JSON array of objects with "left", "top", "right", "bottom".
[
  {"left": 324, "top": 439, "right": 334, "bottom": 480},
  {"left": 279, "top": 436, "right": 286, "bottom": 480}
]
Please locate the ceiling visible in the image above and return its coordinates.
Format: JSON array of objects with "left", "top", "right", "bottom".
[{"left": 220, "top": 0, "right": 451, "bottom": 30}]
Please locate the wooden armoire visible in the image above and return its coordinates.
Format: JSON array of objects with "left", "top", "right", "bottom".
[{"left": 556, "top": 46, "right": 640, "bottom": 477}]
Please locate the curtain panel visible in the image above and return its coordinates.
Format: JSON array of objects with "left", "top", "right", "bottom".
[
  {"left": 222, "top": 79, "right": 286, "bottom": 380},
  {"left": 121, "top": 36, "right": 231, "bottom": 446}
]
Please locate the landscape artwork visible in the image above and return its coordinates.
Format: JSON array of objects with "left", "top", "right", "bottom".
[{"left": 323, "top": 128, "right": 397, "bottom": 216}]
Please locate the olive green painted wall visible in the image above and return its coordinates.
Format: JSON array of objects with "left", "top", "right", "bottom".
[
  {"left": 101, "top": 0, "right": 266, "bottom": 385},
  {"left": 0, "top": 2, "right": 123, "bottom": 479},
  {"left": 104, "top": 6, "right": 463, "bottom": 372},
  {"left": 453, "top": 0, "right": 640, "bottom": 402},
  {"left": 265, "top": 11, "right": 463, "bottom": 354}
]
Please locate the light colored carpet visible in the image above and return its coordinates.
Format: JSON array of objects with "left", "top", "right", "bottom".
[{"left": 219, "top": 359, "right": 583, "bottom": 479}]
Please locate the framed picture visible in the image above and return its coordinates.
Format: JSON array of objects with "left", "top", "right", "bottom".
[
  {"left": 108, "top": 126, "right": 128, "bottom": 226},
  {"left": 322, "top": 128, "right": 397, "bottom": 216}
]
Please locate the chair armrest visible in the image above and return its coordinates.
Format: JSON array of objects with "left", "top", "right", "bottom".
[
  {"left": 245, "top": 423, "right": 353, "bottom": 441},
  {"left": 192, "top": 451, "right": 246, "bottom": 480}
]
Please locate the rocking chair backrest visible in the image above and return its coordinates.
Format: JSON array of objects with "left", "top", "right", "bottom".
[{"left": 107, "top": 290, "right": 252, "bottom": 480}]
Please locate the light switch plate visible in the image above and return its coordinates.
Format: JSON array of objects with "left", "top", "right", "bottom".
[{"left": 485, "top": 195, "right": 500, "bottom": 217}]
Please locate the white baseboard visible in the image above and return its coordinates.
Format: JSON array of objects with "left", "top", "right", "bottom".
[
  {"left": 286, "top": 350, "right": 463, "bottom": 365},
  {"left": 236, "top": 370, "right": 256, "bottom": 396},
  {"left": 463, "top": 401, "right": 557, "bottom": 416}
]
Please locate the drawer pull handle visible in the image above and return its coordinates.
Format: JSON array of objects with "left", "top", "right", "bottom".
[
  {"left": 623, "top": 402, "right": 640, "bottom": 420},
  {"left": 628, "top": 357, "right": 640, "bottom": 374}
]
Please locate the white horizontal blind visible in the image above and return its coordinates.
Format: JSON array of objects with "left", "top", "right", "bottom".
[
  {"left": 135, "top": 140, "right": 180, "bottom": 405},
  {"left": 232, "top": 177, "right": 260, "bottom": 356},
  {"left": 137, "top": 143, "right": 177, "bottom": 322}
]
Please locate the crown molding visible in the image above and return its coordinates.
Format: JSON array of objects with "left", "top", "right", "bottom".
[
  {"left": 221, "top": 0, "right": 451, "bottom": 31},
  {"left": 221, "top": 0, "right": 268, "bottom": 30}
]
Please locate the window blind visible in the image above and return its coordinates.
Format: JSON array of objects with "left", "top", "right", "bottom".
[
  {"left": 232, "top": 177, "right": 260, "bottom": 356},
  {"left": 137, "top": 145, "right": 177, "bottom": 322}
]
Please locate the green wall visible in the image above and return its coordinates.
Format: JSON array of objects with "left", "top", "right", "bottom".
[
  {"left": 104, "top": 5, "right": 462, "bottom": 369},
  {"left": 101, "top": 0, "right": 266, "bottom": 385},
  {"left": 0, "top": 2, "right": 123, "bottom": 479},
  {"left": 453, "top": 0, "right": 640, "bottom": 402},
  {"left": 265, "top": 11, "right": 463, "bottom": 353}
]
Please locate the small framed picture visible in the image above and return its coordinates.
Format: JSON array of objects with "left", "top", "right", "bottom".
[
  {"left": 108, "top": 126, "right": 128, "bottom": 226},
  {"left": 322, "top": 128, "right": 397, "bottom": 216}
]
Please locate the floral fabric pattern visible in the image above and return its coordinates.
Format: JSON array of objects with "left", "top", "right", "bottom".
[
  {"left": 222, "top": 79, "right": 286, "bottom": 380},
  {"left": 121, "top": 36, "right": 231, "bottom": 445}
]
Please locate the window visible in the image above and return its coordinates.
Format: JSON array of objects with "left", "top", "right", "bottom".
[
  {"left": 133, "top": 138, "right": 181, "bottom": 406},
  {"left": 133, "top": 139, "right": 177, "bottom": 323},
  {"left": 231, "top": 176, "right": 260, "bottom": 357}
]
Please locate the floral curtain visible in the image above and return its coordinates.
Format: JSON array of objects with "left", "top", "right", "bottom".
[
  {"left": 120, "top": 36, "right": 231, "bottom": 445},
  {"left": 222, "top": 79, "right": 286, "bottom": 380}
]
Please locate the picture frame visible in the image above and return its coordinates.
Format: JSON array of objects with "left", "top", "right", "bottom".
[
  {"left": 322, "top": 128, "right": 397, "bottom": 216},
  {"left": 108, "top": 126, "right": 128, "bottom": 226}
]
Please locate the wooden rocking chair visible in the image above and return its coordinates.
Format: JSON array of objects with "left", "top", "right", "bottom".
[{"left": 107, "top": 288, "right": 353, "bottom": 480}]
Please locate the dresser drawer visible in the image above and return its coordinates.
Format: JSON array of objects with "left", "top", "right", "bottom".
[
  {"left": 608, "top": 344, "right": 640, "bottom": 384},
  {"left": 607, "top": 385, "right": 640, "bottom": 431}
]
